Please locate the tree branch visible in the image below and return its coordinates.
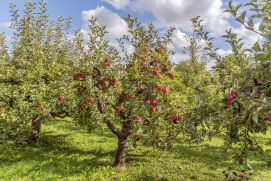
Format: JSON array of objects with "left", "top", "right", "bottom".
[
  {"left": 97, "top": 98, "right": 120, "bottom": 136},
  {"left": 50, "top": 111, "right": 69, "bottom": 119},
  {"left": 241, "top": 22, "right": 266, "bottom": 38},
  {"left": 120, "top": 120, "right": 132, "bottom": 138}
]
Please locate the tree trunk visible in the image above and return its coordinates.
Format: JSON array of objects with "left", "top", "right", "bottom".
[
  {"left": 113, "top": 121, "right": 131, "bottom": 167},
  {"left": 113, "top": 135, "right": 128, "bottom": 167},
  {"left": 97, "top": 98, "right": 131, "bottom": 168},
  {"left": 27, "top": 116, "right": 42, "bottom": 143}
]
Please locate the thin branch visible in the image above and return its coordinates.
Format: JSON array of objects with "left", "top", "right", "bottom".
[
  {"left": 50, "top": 111, "right": 69, "bottom": 119},
  {"left": 97, "top": 98, "right": 120, "bottom": 136},
  {"left": 241, "top": 22, "right": 266, "bottom": 38}
]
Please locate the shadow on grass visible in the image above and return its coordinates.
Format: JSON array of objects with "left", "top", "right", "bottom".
[
  {"left": 250, "top": 149, "right": 271, "bottom": 171},
  {"left": 0, "top": 135, "right": 116, "bottom": 179},
  {"left": 0, "top": 137, "right": 226, "bottom": 180},
  {"left": 0, "top": 119, "right": 269, "bottom": 180},
  {"left": 44, "top": 119, "right": 117, "bottom": 140}
]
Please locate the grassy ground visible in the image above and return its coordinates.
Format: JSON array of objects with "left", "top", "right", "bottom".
[{"left": 0, "top": 119, "right": 270, "bottom": 181}]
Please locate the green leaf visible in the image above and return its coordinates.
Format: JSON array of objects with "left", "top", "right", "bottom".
[
  {"left": 259, "top": 23, "right": 265, "bottom": 33},
  {"left": 237, "top": 11, "right": 247, "bottom": 24},
  {"left": 253, "top": 41, "right": 261, "bottom": 52},
  {"left": 252, "top": 111, "right": 258, "bottom": 123},
  {"left": 248, "top": 19, "right": 254, "bottom": 30}
]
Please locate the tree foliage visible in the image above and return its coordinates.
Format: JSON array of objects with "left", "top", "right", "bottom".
[
  {"left": 0, "top": 0, "right": 270, "bottom": 177},
  {"left": 70, "top": 16, "right": 188, "bottom": 167},
  {"left": 0, "top": 0, "right": 73, "bottom": 143}
]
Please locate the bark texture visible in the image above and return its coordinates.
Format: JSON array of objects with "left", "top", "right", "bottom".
[
  {"left": 27, "top": 116, "right": 42, "bottom": 142},
  {"left": 113, "top": 121, "right": 131, "bottom": 167}
]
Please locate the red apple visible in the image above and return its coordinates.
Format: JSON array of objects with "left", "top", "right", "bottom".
[
  {"left": 116, "top": 107, "right": 124, "bottom": 115},
  {"left": 166, "top": 72, "right": 175, "bottom": 79},
  {"left": 170, "top": 113, "right": 181, "bottom": 123},
  {"left": 239, "top": 172, "right": 245, "bottom": 178},
  {"left": 151, "top": 69, "right": 159, "bottom": 77},
  {"left": 229, "top": 96, "right": 238, "bottom": 104},
  {"left": 135, "top": 116, "right": 143, "bottom": 125},
  {"left": 158, "top": 86, "right": 169, "bottom": 94},
  {"left": 226, "top": 89, "right": 238, "bottom": 106},
  {"left": 58, "top": 95, "right": 65, "bottom": 102},
  {"left": 108, "top": 77, "right": 118, "bottom": 86},
  {"left": 150, "top": 99, "right": 158, "bottom": 107},
  {"left": 151, "top": 107, "right": 157, "bottom": 113}
]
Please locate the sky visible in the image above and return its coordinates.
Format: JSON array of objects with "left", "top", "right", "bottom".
[{"left": 0, "top": 0, "right": 261, "bottom": 63}]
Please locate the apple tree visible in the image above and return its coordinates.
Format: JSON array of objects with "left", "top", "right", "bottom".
[
  {"left": 175, "top": 36, "right": 221, "bottom": 143},
  {"left": 0, "top": 1, "right": 74, "bottom": 144},
  {"left": 71, "top": 16, "right": 187, "bottom": 167},
  {"left": 190, "top": 0, "right": 271, "bottom": 178}
]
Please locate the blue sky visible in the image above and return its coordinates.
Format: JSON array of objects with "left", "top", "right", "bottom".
[
  {"left": 0, "top": 0, "right": 260, "bottom": 62},
  {"left": 0, "top": 0, "right": 155, "bottom": 31}
]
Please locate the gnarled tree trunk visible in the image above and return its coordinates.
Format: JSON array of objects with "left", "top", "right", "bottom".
[
  {"left": 97, "top": 99, "right": 131, "bottom": 167},
  {"left": 114, "top": 135, "right": 128, "bottom": 167},
  {"left": 113, "top": 121, "right": 131, "bottom": 168},
  {"left": 27, "top": 115, "right": 42, "bottom": 143}
]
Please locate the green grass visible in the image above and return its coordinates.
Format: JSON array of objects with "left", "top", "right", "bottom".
[{"left": 0, "top": 119, "right": 270, "bottom": 181}]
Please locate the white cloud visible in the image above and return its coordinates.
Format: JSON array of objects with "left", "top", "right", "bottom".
[
  {"left": 98, "top": 0, "right": 250, "bottom": 62},
  {"left": 129, "top": 0, "right": 229, "bottom": 35},
  {"left": 82, "top": 6, "right": 128, "bottom": 40},
  {"left": 94, "top": 0, "right": 260, "bottom": 63},
  {"left": 0, "top": 22, "right": 11, "bottom": 29},
  {"left": 232, "top": 25, "right": 262, "bottom": 49},
  {"left": 81, "top": 6, "right": 131, "bottom": 58},
  {"left": 101, "top": 0, "right": 130, "bottom": 9},
  {"left": 171, "top": 30, "right": 189, "bottom": 52},
  {"left": 168, "top": 29, "right": 189, "bottom": 63},
  {"left": 216, "top": 49, "right": 232, "bottom": 56},
  {"left": 170, "top": 53, "right": 189, "bottom": 63}
]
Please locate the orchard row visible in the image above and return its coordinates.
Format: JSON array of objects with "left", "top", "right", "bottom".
[{"left": 0, "top": 0, "right": 270, "bottom": 179}]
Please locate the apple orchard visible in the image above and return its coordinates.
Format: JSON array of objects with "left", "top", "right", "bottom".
[{"left": 0, "top": 0, "right": 270, "bottom": 179}]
